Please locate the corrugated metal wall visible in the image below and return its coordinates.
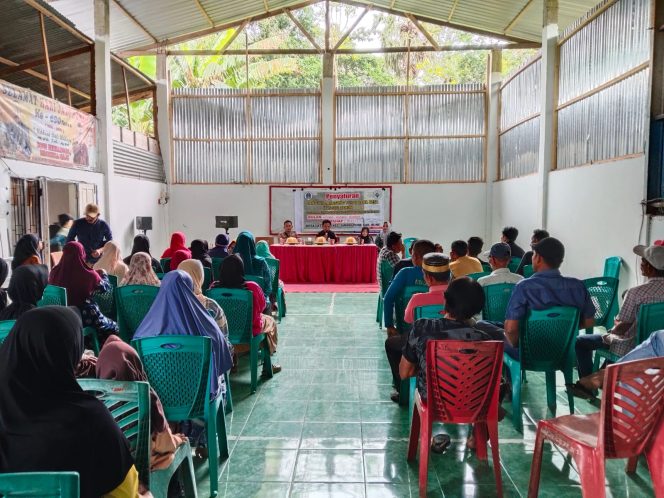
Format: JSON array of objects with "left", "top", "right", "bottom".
[
  {"left": 556, "top": 0, "right": 651, "bottom": 170},
  {"left": 499, "top": 56, "right": 541, "bottom": 179},
  {"left": 172, "top": 87, "right": 321, "bottom": 184},
  {"left": 336, "top": 84, "right": 486, "bottom": 183},
  {"left": 113, "top": 141, "right": 165, "bottom": 182}
]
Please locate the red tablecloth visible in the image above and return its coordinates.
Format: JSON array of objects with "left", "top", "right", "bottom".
[{"left": 270, "top": 244, "right": 378, "bottom": 284}]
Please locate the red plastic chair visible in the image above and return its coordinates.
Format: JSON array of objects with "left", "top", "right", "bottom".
[
  {"left": 407, "top": 340, "right": 504, "bottom": 498},
  {"left": 528, "top": 358, "right": 664, "bottom": 498}
]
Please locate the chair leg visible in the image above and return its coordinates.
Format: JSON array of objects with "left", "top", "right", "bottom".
[
  {"left": 488, "top": 420, "right": 503, "bottom": 498},
  {"left": 510, "top": 364, "right": 523, "bottom": 432},
  {"left": 563, "top": 367, "right": 574, "bottom": 414},
  {"left": 645, "top": 418, "right": 664, "bottom": 496},
  {"left": 182, "top": 447, "right": 199, "bottom": 498},
  {"left": 592, "top": 351, "right": 602, "bottom": 373},
  {"left": 407, "top": 403, "right": 421, "bottom": 461},
  {"left": 206, "top": 403, "right": 220, "bottom": 498},
  {"left": 626, "top": 456, "right": 638, "bottom": 474},
  {"left": 473, "top": 422, "right": 488, "bottom": 460},
  {"left": 216, "top": 399, "right": 229, "bottom": 460},
  {"left": 250, "top": 340, "right": 259, "bottom": 394},
  {"left": 527, "top": 425, "right": 546, "bottom": 498},
  {"left": 399, "top": 378, "right": 409, "bottom": 407},
  {"left": 576, "top": 451, "right": 606, "bottom": 498},
  {"left": 262, "top": 339, "right": 273, "bottom": 379},
  {"left": 224, "top": 372, "right": 233, "bottom": 414},
  {"left": 545, "top": 370, "right": 557, "bottom": 416},
  {"left": 418, "top": 413, "right": 432, "bottom": 498}
]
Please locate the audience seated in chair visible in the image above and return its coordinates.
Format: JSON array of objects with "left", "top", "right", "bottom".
[
  {"left": 449, "top": 240, "right": 483, "bottom": 279},
  {"left": 190, "top": 239, "right": 212, "bottom": 269},
  {"left": 515, "top": 229, "right": 549, "bottom": 276},
  {"left": 477, "top": 243, "right": 524, "bottom": 288},
  {"left": 209, "top": 233, "right": 231, "bottom": 259},
  {"left": 501, "top": 226, "right": 525, "bottom": 259},
  {"left": 572, "top": 243, "right": 664, "bottom": 397},
  {"left": 233, "top": 231, "right": 273, "bottom": 302},
  {"left": 383, "top": 239, "right": 436, "bottom": 338},
  {"left": 120, "top": 252, "right": 161, "bottom": 287},
  {"left": 377, "top": 231, "right": 404, "bottom": 288},
  {"left": 503, "top": 237, "right": 595, "bottom": 361},
  {"left": 93, "top": 240, "right": 129, "bottom": 281},
  {"left": 468, "top": 236, "right": 485, "bottom": 262},
  {"left": 404, "top": 253, "right": 451, "bottom": 325},
  {"left": 123, "top": 234, "right": 163, "bottom": 274},
  {"left": 0, "top": 265, "right": 48, "bottom": 321},
  {"left": 374, "top": 221, "right": 391, "bottom": 249},
  {"left": 0, "top": 307, "right": 139, "bottom": 497},
  {"left": 11, "top": 234, "right": 43, "bottom": 269},
  {"left": 161, "top": 232, "right": 191, "bottom": 260}
]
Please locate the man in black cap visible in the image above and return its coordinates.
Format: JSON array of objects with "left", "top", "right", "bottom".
[
  {"left": 503, "top": 237, "right": 595, "bottom": 359},
  {"left": 477, "top": 243, "right": 523, "bottom": 287}
]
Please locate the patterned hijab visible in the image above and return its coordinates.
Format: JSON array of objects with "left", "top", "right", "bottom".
[
  {"left": 120, "top": 252, "right": 160, "bottom": 287},
  {"left": 177, "top": 259, "right": 206, "bottom": 304},
  {"left": 93, "top": 240, "right": 128, "bottom": 278}
]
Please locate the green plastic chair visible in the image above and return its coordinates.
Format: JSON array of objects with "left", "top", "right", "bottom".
[
  {"left": 205, "top": 287, "right": 272, "bottom": 394},
  {"left": 482, "top": 283, "right": 516, "bottom": 322},
  {"left": 265, "top": 258, "right": 286, "bottom": 322},
  {"left": 402, "top": 237, "right": 417, "bottom": 255},
  {"left": 467, "top": 271, "right": 490, "bottom": 281},
  {"left": 37, "top": 285, "right": 67, "bottom": 307},
  {"left": 160, "top": 258, "right": 171, "bottom": 273},
  {"left": 376, "top": 260, "right": 393, "bottom": 328},
  {"left": 0, "top": 472, "right": 79, "bottom": 497},
  {"left": 245, "top": 275, "right": 268, "bottom": 301},
  {"left": 503, "top": 306, "right": 580, "bottom": 432},
  {"left": 115, "top": 285, "right": 160, "bottom": 342},
  {"left": 155, "top": 272, "right": 164, "bottom": 280},
  {"left": 0, "top": 319, "right": 16, "bottom": 343},
  {"left": 507, "top": 257, "right": 521, "bottom": 273},
  {"left": 395, "top": 285, "right": 428, "bottom": 336},
  {"left": 93, "top": 274, "right": 117, "bottom": 321},
  {"left": 481, "top": 261, "right": 492, "bottom": 273},
  {"left": 203, "top": 267, "right": 212, "bottom": 291},
  {"left": 603, "top": 256, "right": 622, "bottom": 279},
  {"left": 522, "top": 265, "right": 534, "bottom": 278},
  {"left": 583, "top": 277, "right": 619, "bottom": 329},
  {"left": 212, "top": 257, "right": 224, "bottom": 282},
  {"left": 132, "top": 336, "right": 228, "bottom": 498},
  {"left": 413, "top": 304, "right": 445, "bottom": 320},
  {"left": 78, "top": 379, "right": 197, "bottom": 498}
]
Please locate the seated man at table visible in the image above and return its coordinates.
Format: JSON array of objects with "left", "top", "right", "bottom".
[
  {"left": 383, "top": 239, "right": 436, "bottom": 337},
  {"left": 278, "top": 220, "right": 299, "bottom": 244},
  {"left": 317, "top": 219, "right": 338, "bottom": 243},
  {"left": 404, "top": 253, "right": 450, "bottom": 324},
  {"left": 449, "top": 240, "right": 483, "bottom": 278},
  {"left": 503, "top": 237, "right": 595, "bottom": 360},
  {"left": 477, "top": 243, "right": 523, "bottom": 287}
]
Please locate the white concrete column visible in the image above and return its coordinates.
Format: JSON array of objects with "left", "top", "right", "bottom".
[
  {"left": 536, "top": 0, "right": 559, "bottom": 229},
  {"left": 94, "top": 0, "right": 114, "bottom": 225},
  {"left": 321, "top": 53, "right": 335, "bottom": 185},
  {"left": 485, "top": 49, "right": 502, "bottom": 242},
  {"left": 156, "top": 52, "right": 172, "bottom": 185}
]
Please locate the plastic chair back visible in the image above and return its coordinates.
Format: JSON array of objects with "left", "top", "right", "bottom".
[
  {"left": 78, "top": 379, "right": 151, "bottom": 486},
  {"left": 583, "top": 277, "right": 618, "bottom": 327},
  {"left": 522, "top": 265, "right": 534, "bottom": 278},
  {"left": 395, "top": 285, "right": 428, "bottom": 334},
  {"left": 379, "top": 260, "right": 393, "bottom": 295},
  {"left": 0, "top": 320, "right": 16, "bottom": 344},
  {"left": 0, "top": 472, "right": 80, "bottom": 497},
  {"left": 37, "top": 285, "right": 67, "bottom": 307},
  {"left": 265, "top": 258, "right": 280, "bottom": 296},
  {"left": 467, "top": 271, "right": 490, "bottom": 281},
  {"left": 132, "top": 336, "right": 212, "bottom": 422},
  {"left": 482, "top": 283, "right": 516, "bottom": 322},
  {"left": 212, "top": 257, "right": 224, "bottom": 282},
  {"left": 205, "top": 287, "right": 253, "bottom": 344},
  {"left": 481, "top": 262, "right": 492, "bottom": 273},
  {"left": 600, "top": 358, "right": 664, "bottom": 458},
  {"left": 202, "top": 267, "right": 212, "bottom": 291},
  {"left": 508, "top": 257, "right": 521, "bottom": 273},
  {"left": 636, "top": 301, "right": 664, "bottom": 345},
  {"left": 414, "top": 304, "right": 445, "bottom": 320},
  {"left": 519, "top": 306, "right": 580, "bottom": 372},
  {"left": 160, "top": 258, "right": 171, "bottom": 273},
  {"left": 402, "top": 237, "right": 417, "bottom": 255},
  {"left": 93, "top": 274, "right": 117, "bottom": 320},
  {"left": 425, "top": 340, "right": 504, "bottom": 424},
  {"left": 115, "top": 285, "right": 160, "bottom": 342},
  {"left": 603, "top": 256, "right": 622, "bottom": 280},
  {"left": 156, "top": 273, "right": 164, "bottom": 280}
]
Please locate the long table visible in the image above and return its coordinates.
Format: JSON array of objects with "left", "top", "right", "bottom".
[{"left": 270, "top": 244, "right": 378, "bottom": 284}]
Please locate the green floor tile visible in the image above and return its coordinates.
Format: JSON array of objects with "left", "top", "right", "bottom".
[
  {"left": 222, "top": 445, "right": 298, "bottom": 482},
  {"left": 294, "top": 450, "right": 365, "bottom": 483},
  {"left": 221, "top": 481, "right": 291, "bottom": 498},
  {"left": 300, "top": 422, "right": 362, "bottom": 450},
  {"left": 289, "top": 483, "right": 365, "bottom": 498}
]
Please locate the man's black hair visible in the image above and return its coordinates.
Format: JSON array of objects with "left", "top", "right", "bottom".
[
  {"left": 386, "top": 231, "right": 402, "bottom": 250},
  {"left": 412, "top": 239, "right": 435, "bottom": 258},
  {"left": 450, "top": 240, "right": 468, "bottom": 257},
  {"left": 532, "top": 229, "right": 549, "bottom": 242},
  {"left": 467, "top": 236, "right": 484, "bottom": 257},
  {"left": 322, "top": 219, "right": 331, "bottom": 225},
  {"left": 284, "top": 219, "right": 292, "bottom": 225},
  {"left": 502, "top": 226, "right": 519, "bottom": 243},
  {"left": 444, "top": 277, "right": 485, "bottom": 320}
]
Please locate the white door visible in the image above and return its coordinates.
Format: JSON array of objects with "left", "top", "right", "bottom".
[{"left": 76, "top": 183, "right": 97, "bottom": 217}]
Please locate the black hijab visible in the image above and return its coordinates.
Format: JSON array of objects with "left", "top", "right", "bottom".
[
  {"left": 190, "top": 239, "right": 212, "bottom": 268},
  {"left": 0, "top": 307, "right": 134, "bottom": 497},
  {"left": 0, "top": 265, "right": 48, "bottom": 320},
  {"left": 0, "top": 259, "right": 8, "bottom": 312},
  {"left": 12, "top": 234, "right": 40, "bottom": 270},
  {"left": 212, "top": 254, "right": 247, "bottom": 290}
]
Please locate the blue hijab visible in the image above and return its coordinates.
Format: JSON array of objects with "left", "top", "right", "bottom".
[
  {"left": 133, "top": 270, "right": 232, "bottom": 399},
  {"left": 233, "top": 231, "right": 264, "bottom": 276}
]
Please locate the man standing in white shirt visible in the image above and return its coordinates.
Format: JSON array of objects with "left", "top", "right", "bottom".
[{"left": 477, "top": 243, "right": 524, "bottom": 287}]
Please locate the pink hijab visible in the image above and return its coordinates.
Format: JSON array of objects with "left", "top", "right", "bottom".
[{"left": 49, "top": 241, "right": 100, "bottom": 307}]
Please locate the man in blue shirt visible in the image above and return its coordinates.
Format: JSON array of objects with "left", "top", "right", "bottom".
[
  {"left": 384, "top": 239, "right": 435, "bottom": 337},
  {"left": 66, "top": 203, "right": 113, "bottom": 264},
  {"left": 503, "top": 237, "right": 595, "bottom": 358}
]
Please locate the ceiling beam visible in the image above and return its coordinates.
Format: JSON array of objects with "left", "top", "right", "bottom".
[
  {"left": 192, "top": 0, "right": 215, "bottom": 28},
  {"left": 0, "top": 46, "right": 91, "bottom": 78},
  {"left": 22, "top": 0, "right": 93, "bottom": 45},
  {"left": 504, "top": 0, "right": 535, "bottom": 33},
  {"left": 284, "top": 8, "right": 323, "bottom": 52},
  {"left": 111, "top": 54, "right": 155, "bottom": 86},
  {"left": 219, "top": 19, "right": 250, "bottom": 54},
  {"left": 38, "top": 12, "right": 55, "bottom": 98},
  {"left": 407, "top": 13, "right": 439, "bottom": 50},
  {"left": 111, "top": 0, "right": 159, "bottom": 43},
  {"left": 0, "top": 55, "right": 90, "bottom": 100},
  {"left": 332, "top": 5, "right": 371, "bottom": 51}
]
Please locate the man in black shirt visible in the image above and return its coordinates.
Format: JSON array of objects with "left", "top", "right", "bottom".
[
  {"left": 501, "top": 226, "right": 525, "bottom": 259},
  {"left": 515, "top": 228, "right": 549, "bottom": 275},
  {"left": 317, "top": 219, "right": 337, "bottom": 243}
]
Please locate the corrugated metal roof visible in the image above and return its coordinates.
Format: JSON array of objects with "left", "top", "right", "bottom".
[{"left": 45, "top": 0, "right": 603, "bottom": 53}]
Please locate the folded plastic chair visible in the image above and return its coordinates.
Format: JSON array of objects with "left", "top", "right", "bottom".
[{"left": 528, "top": 357, "right": 664, "bottom": 498}]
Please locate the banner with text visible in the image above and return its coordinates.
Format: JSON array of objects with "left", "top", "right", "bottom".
[{"left": 0, "top": 79, "right": 96, "bottom": 170}]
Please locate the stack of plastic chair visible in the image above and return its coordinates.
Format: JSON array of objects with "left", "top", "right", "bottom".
[
  {"left": 503, "top": 306, "right": 579, "bottom": 432},
  {"left": 482, "top": 283, "right": 516, "bottom": 322},
  {"left": 0, "top": 472, "right": 80, "bottom": 497},
  {"left": 115, "top": 285, "right": 160, "bottom": 342},
  {"left": 265, "top": 258, "right": 285, "bottom": 322},
  {"left": 528, "top": 358, "right": 664, "bottom": 498},
  {"left": 37, "top": 285, "right": 67, "bottom": 307},
  {"left": 0, "top": 320, "right": 16, "bottom": 344},
  {"left": 508, "top": 257, "right": 521, "bottom": 273},
  {"left": 376, "top": 260, "right": 393, "bottom": 328},
  {"left": 205, "top": 287, "right": 271, "bottom": 393},
  {"left": 407, "top": 340, "right": 504, "bottom": 498},
  {"left": 467, "top": 271, "right": 491, "bottom": 281},
  {"left": 78, "top": 379, "right": 197, "bottom": 498},
  {"left": 413, "top": 304, "right": 445, "bottom": 320},
  {"left": 133, "top": 336, "right": 228, "bottom": 498}
]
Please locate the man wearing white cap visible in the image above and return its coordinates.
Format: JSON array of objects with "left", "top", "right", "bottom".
[{"left": 572, "top": 243, "right": 664, "bottom": 397}]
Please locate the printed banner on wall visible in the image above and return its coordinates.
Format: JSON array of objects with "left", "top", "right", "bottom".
[
  {"left": 296, "top": 188, "right": 389, "bottom": 233},
  {"left": 0, "top": 79, "right": 96, "bottom": 170}
]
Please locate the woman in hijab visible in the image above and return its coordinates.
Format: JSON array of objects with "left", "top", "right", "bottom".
[
  {"left": 11, "top": 234, "right": 42, "bottom": 270},
  {"left": 0, "top": 265, "right": 48, "bottom": 321},
  {"left": 170, "top": 249, "right": 190, "bottom": 272},
  {"left": 0, "top": 258, "right": 8, "bottom": 313},
  {"left": 375, "top": 221, "right": 391, "bottom": 249},
  {"left": 178, "top": 259, "right": 232, "bottom": 353},
  {"left": 93, "top": 240, "right": 129, "bottom": 281},
  {"left": 190, "top": 239, "right": 212, "bottom": 268},
  {"left": 233, "top": 231, "right": 272, "bottom": 301},
  {"left": 212, "top": 255, "right": 280, "bottom": 374},
  {"left": 120, "top": 252, "right": 161, "bottom": 287},
  {"left": 209, "top": 233, "right": 230, "bottom": 259},
  {"left": 255, "top": 241, "right": 286, "bottom": 311},
  {"left": 161, "top": 232, "right": 190, "bottom": 259},
  {"left": 0, "top": 307, "right": 138, "bottom": 497},
  {"left": 50, "top": 241, "right": 119, "bottom": 341},
  {"left": 96, "top": 335, "right": 187, "bottom": 471},
  {"left": 133, "top": 270, "right": 232, "bottom": 400},
  {"left": 123, "top": 234, "right": 163, "bottom": 273}
]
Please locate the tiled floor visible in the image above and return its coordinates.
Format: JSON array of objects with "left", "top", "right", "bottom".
[{"left": 195, "top": 292, "right": 656, "bottom": 497}]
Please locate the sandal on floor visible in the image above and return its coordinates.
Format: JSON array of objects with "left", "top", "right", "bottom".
[{"left": 431, "top": 434, "right": 451, "bottom": 454}]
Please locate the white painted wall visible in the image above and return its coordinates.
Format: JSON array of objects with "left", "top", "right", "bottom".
[{"left": 491, "top": 174, "right": 540, "bottom": 247}]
